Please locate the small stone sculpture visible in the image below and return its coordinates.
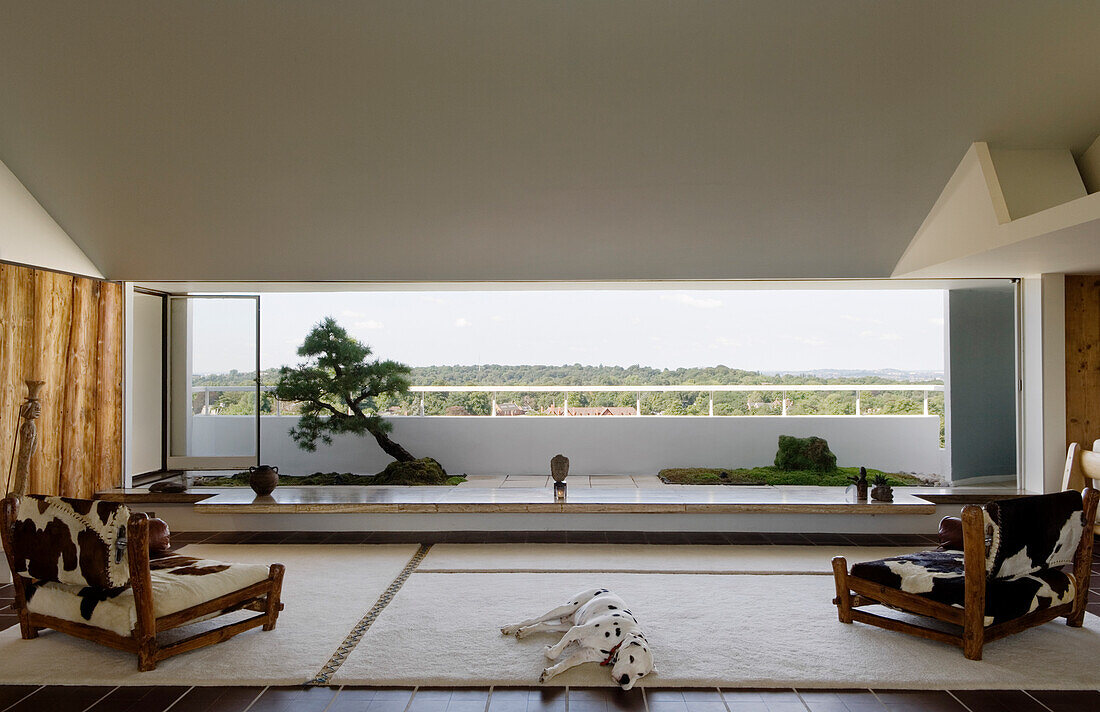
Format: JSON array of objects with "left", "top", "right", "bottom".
[
  {"left": 870, "top": 474, "right": 894, "bottom": 502},
  {"left": 8, "top": 380, "right": 44, "bottom": 498},
  {"left": 848, "top": 466, "right": 869, "bottom": 501},
  {"left": 551, "top": 454, "right": 569, "bottom": 499}
]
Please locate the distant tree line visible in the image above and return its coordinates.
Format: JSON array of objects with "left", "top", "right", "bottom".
[{"left": 191, "top": 364, "right": 945, "bottom": 444}]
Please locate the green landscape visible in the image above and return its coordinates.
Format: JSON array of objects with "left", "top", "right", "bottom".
[{"left": 193, "top": 364, "right": 945, "bottom": 443}]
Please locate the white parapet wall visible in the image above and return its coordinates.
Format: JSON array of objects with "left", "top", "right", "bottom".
[{"left": 191, "top": 415, "right": 944, "bottom": 477}]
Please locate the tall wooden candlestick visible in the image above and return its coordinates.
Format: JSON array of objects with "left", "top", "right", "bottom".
[{"left": 9, "top": 380, "right": 45, "bottom": 497}]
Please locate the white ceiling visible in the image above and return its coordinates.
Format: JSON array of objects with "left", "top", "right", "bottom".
[{"left": 1, "top": 2, "right": 1098, "bottom": 282}]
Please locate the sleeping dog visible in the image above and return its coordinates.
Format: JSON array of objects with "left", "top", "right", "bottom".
[{"left": 501, "top": 588, "right": 655, "bottom": 690}]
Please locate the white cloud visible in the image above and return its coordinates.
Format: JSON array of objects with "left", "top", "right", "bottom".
[
  {"left": 840, "top": 313, "right": 883, "bottom": 325},
  {"left": 491, "top": 315, "right": 506, "bottom": 322},
  {"left": 454, "top": 318, "right": 472, "bottom": 328},
  {"left": 793, "top": 336, "right": 826, "bottom": 347},
  {"left": 354, "top": 320, "right": 384, "bottom": 330},
  {"left": 660, "top": 294, "right": 723, "bottom": 309},
  {"left": 860, "top": 330, "right": 902, "bottom": 341}
]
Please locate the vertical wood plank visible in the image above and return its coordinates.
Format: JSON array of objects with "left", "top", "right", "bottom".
[
  {"left": 94, "top": 281, "right": 123, "bottom": 493},
  {"left": 29, "top": 269, "right": 73, "bottom": 496},
  {"left": 0, "top": 265, "right": 35, "bottom": 489},
  {"left": 60, "top": 278, "right": 100, "bottom": 497},
  {"left": 1066, "top": 275, "right": 1100, "bottom": 449}
]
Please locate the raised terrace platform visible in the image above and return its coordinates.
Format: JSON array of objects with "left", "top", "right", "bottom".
[
  {"left": 189, "top": 485, "right": 939, "bottom": 514},
  {"left": 98, "top": 480, "right": 1029, "bottom": 534}
]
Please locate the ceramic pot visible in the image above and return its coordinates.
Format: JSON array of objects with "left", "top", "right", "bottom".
[{"left": 249, "top": 465, "right": 279, "bottom": 496}]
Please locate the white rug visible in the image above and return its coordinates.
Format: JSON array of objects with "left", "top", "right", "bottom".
[
  {"left": 330, "top": 571, "right": 1100, "bottom": 689},
  {"left": 0, "top": 544, "right": 419, "bottom": 686},
  {"left": 419, "top": 544, "right": 922, "bottom": 574}
]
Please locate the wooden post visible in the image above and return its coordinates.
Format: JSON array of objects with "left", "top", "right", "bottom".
[
  {"left": 961, "top": 505, "right": 987, "bottom": 660},
  {"left": 127, "top": 513, "right": 158, "bottom": 671},
  {"left": 1068, "top": 487, "right": 1099, "bottom": 627},
  {"left": 263, "top": 564, "right": 285, "bottom": 631},
  {"left": 832, "top": 557, "right": 853, "bottom": 623}
]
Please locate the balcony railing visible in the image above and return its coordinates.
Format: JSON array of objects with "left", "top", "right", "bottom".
[{"left": 190, "top": 383, "right": 944, "bottom": 417}]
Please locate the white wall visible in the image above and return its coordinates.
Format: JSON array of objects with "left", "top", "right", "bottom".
[
  {"left": 0, "top": 158, "right": 101, "bottom": 276},
  {"left": 190, "top": 414, "right": 944, "bottom": 477},
  {"left": 130, "top": 293, "right": 164, "bottom": 475},
  {"left": 1021, "top": 274, "right": 1067, "bottom": 493}
]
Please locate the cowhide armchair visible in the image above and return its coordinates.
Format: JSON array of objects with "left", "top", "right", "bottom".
[
  {"left": 0, "top": 495, "right": 285, "bottom": 670},
  {"left": 832, "top": 488, "right": 1098, "bottom": 660}
]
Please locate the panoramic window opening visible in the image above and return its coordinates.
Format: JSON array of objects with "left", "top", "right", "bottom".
[{"left": 151, "top": 282, "right": 1019, "bottom": 489}]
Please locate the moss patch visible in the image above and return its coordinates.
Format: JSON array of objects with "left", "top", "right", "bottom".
[
  {"left": 658, "top": 466, "right": 924, "bottom": 487},
  {"left": 774, "top": 435, "right": 837, "bottom": 472},
  {"left": 196, "top": 458, "right": 464, "bottom": 487}
]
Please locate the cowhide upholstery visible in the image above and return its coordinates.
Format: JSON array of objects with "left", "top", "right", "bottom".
[
  {"left": 851, "top": 491, "right": 1085, "bottom": 626},
  {"left": 850, "top": 550, "right": 1075, "bottom": 626},
  {"left": 22, "top": 553, "right": 271, "bottom": 637},
  {"left": 984, "top": 490, "right": 1084, "bottom": 578},
  {"left": 10, "top": 495, "right": 131, "bottom": 589}
]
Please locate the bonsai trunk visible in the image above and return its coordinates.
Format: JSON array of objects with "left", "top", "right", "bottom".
[{"left": 368, "top": 425, "right": 416, "bottom": 462}]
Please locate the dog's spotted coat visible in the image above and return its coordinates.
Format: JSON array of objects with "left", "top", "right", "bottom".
[{"left": 501, "top": 588, "right": 655, "bottom": 689}]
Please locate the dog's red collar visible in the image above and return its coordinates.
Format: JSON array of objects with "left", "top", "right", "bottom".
[{"left": 600, "top": 642, "right": 623, "bottom": 666}]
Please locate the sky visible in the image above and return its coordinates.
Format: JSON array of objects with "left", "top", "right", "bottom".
[{"left": 189, "top": 288, "right": 947, "bottom": 375}]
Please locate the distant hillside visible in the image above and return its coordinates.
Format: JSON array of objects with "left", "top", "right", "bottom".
[{"left": 761, "top": 368, "right": 944, "bottom": 382}]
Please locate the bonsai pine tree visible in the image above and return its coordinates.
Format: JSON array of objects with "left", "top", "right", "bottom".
[{"left": 275, "top": 317, "right": 415, "bottom": 462}]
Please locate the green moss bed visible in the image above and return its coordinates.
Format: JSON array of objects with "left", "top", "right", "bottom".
[
  {"left": 658, "top": 466, "right": 926, "bottom": 487},
  {"left": 196, "top": 457, "right": 466, "bottom": 487}
]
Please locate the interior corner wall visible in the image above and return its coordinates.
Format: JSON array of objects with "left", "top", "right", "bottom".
[
  {"left": 1020, "top": 275, "right": 1067, "bottom": 494},
  {"left": 0, "top": 159, "right": 102, "bottom": 277},
  {"left": 946, "top": 286, "right": 1017, "bottom": 480},
  {"left": 129, "top": 292, "right": 164, "bottom": 476}
]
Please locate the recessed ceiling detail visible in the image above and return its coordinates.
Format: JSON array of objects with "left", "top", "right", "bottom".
[{"left": 1, "top": 3, "right": 1099, "bottom": 281}]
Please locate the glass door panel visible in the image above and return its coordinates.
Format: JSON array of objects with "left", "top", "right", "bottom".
[{"left": 167, "top": 295, "right": 260, "bottom": 469}]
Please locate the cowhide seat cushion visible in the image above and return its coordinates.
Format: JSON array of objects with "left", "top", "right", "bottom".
[
  {"left": 21, "top": 554, "right": 271, "bottom": 637},
  {"left": 851, "top": 550, "right": 1076, "bottom": 626}
]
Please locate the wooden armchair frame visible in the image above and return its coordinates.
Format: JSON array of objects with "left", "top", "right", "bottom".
[
  {"left": 832, "top": 488, "right": 1098, "bottom": 661},
  {"left": 0, "top": 496, "right": 285, "bottom": 671}
]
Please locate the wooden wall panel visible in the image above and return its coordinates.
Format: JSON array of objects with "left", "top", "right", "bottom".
[
  {"left": 93, "top": 282, "right": 123, "bottom": 495},
  {"left": 0, "top": 265, "right": 34, "bottom": 493},
  {"left": 1066, "top": 275, "right": 1100, "bottom": 449},
  {"left": 61, "top": 278, "right": 99, "bottom": 497},
  {"left": 0, "top": 262, "right": 123, "bottom": 497},
  {"left": 29, "top": 270, "right": 73, "bottom": 495}
]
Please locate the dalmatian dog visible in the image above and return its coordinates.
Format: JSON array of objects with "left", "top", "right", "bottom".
[{"left": 500, "top": 588, "right": 655, "bottom": 690}]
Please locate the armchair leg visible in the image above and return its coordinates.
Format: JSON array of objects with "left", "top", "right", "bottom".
[
  {"left": 137, "top": 636, "right": 157, "bottom": 671},
  {"left": 832, "top": 557, "right": 853, "bottom": 624},
  {"left": 263, "top": 564, "right": 285, "bottom": 631},
  {"left": 17, "top": 614, "right": 38, "bottom": 640}
]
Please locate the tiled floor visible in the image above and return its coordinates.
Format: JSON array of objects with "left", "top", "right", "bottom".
[
  {"left": 474, "top": 476, "right": 663, "bottom": 489},
  {"left": 0, "top": 685, "right": 1097, "bottom": 712},
  {"left": 1, "top": 539, "right": 1098, "bottom": 711}
]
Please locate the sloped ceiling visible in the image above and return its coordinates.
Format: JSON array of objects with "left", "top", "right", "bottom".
[{"left": 0, "top": 2, "right": 1098, "bottom": 282}]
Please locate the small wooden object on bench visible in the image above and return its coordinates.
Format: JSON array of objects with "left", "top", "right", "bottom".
[{"left": 0, "top": 495, "right": 285, "bottom": 671}]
